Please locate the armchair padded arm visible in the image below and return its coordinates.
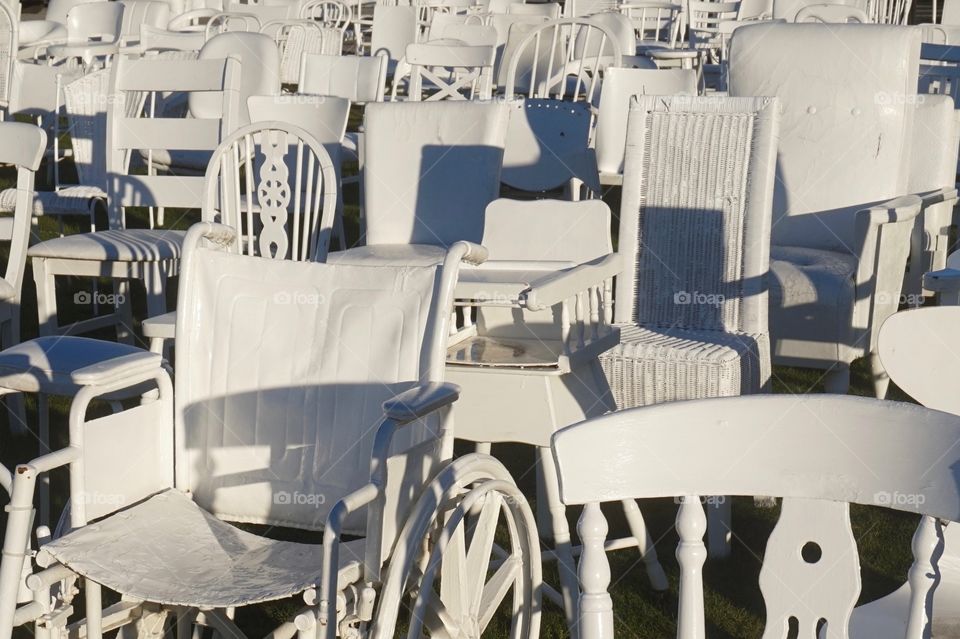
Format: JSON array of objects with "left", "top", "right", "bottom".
[
  {"left": 382, "top": 382, "right": 460, "bottom": 424},
  {"left": 523, "top": 253, "right": 623, "bottom": 312},
  {"left": 71, "top": 351, "right": 164, "bottom": 386}
]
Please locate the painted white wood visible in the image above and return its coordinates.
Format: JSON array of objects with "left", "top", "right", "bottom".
[{"left": 552, "top": 394, "right": 960, "bottom": 638}]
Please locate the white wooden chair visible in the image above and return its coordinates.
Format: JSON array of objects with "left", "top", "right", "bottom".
[
  {"left": 0, "top": 0, "right": 16, "bottom": 116},
  {"left": 0, "top": 223, "right": 542, "bottom": 639},
  {"left": 553, "top": 393, "right": 960, "bottom": 639},
  {"left": 300, "top": 0, "right": 352, "bottom": 35},
  {"left": 369, "top": 4, "right": 418, "bottom": 71},
  {"left": 794, "top": 2, "right": 871, "bottom": 20},
  {"left": 26, "top": 53, "right": 241, "bottom": 343},
  {"left": 619, "top": 0, "right": 683, "bottom": 50},
  {"left": 203, "top": 9, "right": 261, "bottom": 36},
  {"left": 391, "top": 41, "right": 496, "bottom": 101},
  {"left": 839, "top": 305, "right": 960, "bottom": 637},
  {"left": 727, "top": 23, "right": 960, "bottom": 397},
  {"left": 261, "top": 19, "right": 341, "bottom": 85},
  {"left": 44, "top": 1, "right": 124, "bottom": 68}
]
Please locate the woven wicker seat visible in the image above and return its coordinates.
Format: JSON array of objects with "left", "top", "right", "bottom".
[{"left": 600, "top": 95, "right": 779, "bottom": 412}]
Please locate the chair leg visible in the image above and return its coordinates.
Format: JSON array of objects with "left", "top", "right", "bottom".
[
  {"left": 85, "top": 579, "right": 104, "bottom": 639},
  {"left": 33, "top": 258, "right": 58, "bottom": 337},
  {"left": 868, "top": 351, "right": 890, "bottom": 399},
  {"left": 114, "top": 280, "right": 135, "bottom": 345},
  {"left": 823, "top": 364, "right": 850, "bottom": 394},
  {"left": 620, "top": 499, "right": 668, "bottom": 590},
  {"left": 538, "top": 447, "right": 580, "bottom": 639},
  {"left": 37, "top": 394, "right": 50, "bottom": 529}
]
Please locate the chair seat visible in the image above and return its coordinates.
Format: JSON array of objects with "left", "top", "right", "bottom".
[
  {"left": 447, "top": 336, "right": 563, "bottom": 368},
  {"left": 769, "top": 245, "right": 858, "bottom": 365},
  {"left": 28, "top": 229, "right": 186, "bottom": 262},
  {"left": 0, "top": 186, "right": 104, "bottom": 217},
  {"left": 42, "top": 489, "right": 365, "bottom": 609},
  {"left": 0, "top": 336, "right": 161, "bottom": 394},
  {"left": 142, "top": 311, "right": 176, "bottom": 340},
  {"left": 328, "top": 244, "right": 448, "bottom": 266},
  {"left": 600, "top": 324, "right": 768, "bottom": 409}
]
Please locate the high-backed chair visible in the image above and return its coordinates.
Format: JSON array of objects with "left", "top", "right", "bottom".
[
  {"left": 330, "top": 100, "right": 511, "bottom": 264},
  {"left": 727, "top": 23, "right": 960, "bottom": 396},
  {"left": 26, "top": 53, "right": 241, "bottom": 342},
  {"left": 391, "top": 41, "right": 496, "bottom": 101},
  {"left": 553, "top": 394, "right": 960, "bottom": 639}
]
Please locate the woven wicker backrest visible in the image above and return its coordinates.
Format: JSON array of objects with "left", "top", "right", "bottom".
[{"left": 615, "top": 95, "right": 779, "bottom": 335}]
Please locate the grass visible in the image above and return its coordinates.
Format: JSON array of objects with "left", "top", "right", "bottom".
[{"left": 0, "top": 126, "right": 926, "bottom": 638}]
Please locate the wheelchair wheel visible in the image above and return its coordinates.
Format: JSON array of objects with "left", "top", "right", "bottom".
[{"left": 371, "top": 454, "right": 541, "bottom": 639}]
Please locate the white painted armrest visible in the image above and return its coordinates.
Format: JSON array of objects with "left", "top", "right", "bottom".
[
  {"left": 382, "top": 382, "right": 460, "bottom": 424},
  {"left": 142, "top": 311, "right": 177, "bottom": 340},
  {"left": 523, "top": 253, "right": 623, "bottom": 312},
  {"left": 71, "top": 351, "right": 163, "bottom": 386}
]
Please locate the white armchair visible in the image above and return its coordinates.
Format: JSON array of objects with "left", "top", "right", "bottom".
[{"left": 728, "top": 23, "right": 960, "bottom": 396}]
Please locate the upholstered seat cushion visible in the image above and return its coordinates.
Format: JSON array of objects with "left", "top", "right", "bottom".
[
  {"left": 28, "top": 229, "right": 186, "bottom": 262},
  {"left": 0, "top": 186, "right": 104, "bottom": 217},
  {"left": 768, "top": 245, "right": 858, "bottom": 365},
  {"left": 601, "top": 325, "right": 769, "bottom": 409},
  {"left": 42, "top": 489, "right": 365, "bottom": 608},
  {"left": 0, "top": 336, "right": 161, "bottom": 394}
]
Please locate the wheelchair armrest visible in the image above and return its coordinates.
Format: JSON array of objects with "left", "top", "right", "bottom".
[
  {"left": 522, "top": 253, "right": 623, "bottom": 312},
  {"left": 382, "top": 382, "right": 460, "bottom": 425}
]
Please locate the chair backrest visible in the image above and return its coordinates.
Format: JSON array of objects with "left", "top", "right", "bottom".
[
  {"left": 579, "top": 10, "right": 635, "bottom": 56},
  {"left": 0, "top": 0, "right": 16, "bottom": 108},
  {"left": 507, "top": 1, "right": 561, "bottom": 16},
  {"left": 299, "top": 52, "right": 388, "bottom": 102},
  {"left": 594, "top": 67, "right": 698, "bottom": 176},
  {"left": 0, "top": 122, "right": 45, "bottom": 306},
  {"left": 65, "top": 1, "right": 124, "bottom": 43},
  {"left": 482, "top": 198, "right": 611, "bottom": 263},
  {"left": 370, "top": 4, "right": 418, "bottom": 65},
  {"left": 223, "top": 0, "right": 292, "bottom": 20},
  {"left": 261, "top": 19, "right": 341, "bottom": 83},
  {"left": 429, "top": 22, "right": 497, "bottom": 46},
  {"left": 203, "top": 10, "right": 261, "bottom": 36},
  {"left": 46, "top": 0, "right": 98, "bottom": 25},
  {"left": 363, "top": 100, "right": 510, "bottom": 246},
  {"left": 202, "top": 121, "right": 339, "bottom": 261},
  {"left": 106, "top": 54, "right": 241, "bottom": 229},
  {"left": 794, "top": 2, "right": 870, "bottom": 20},
  {"left": 728, "top": 23, "right": 921, "bottom": 251},
  {"left": 119, "top": 0, "right": 171, "bottom": 46},
  {"left": 878, "top": 306, "right": 960, "bottom": 414},
  {"left": 566, "top": 0, "right": 617, "bottom": 16},
  {"left": 503, "top": 18, "right": 622, "bottom": 102},
  {"left": 919, "top": 42, "right": 960, "bottom": 107},
  {"left": 552, "top": 394, "right": 960, "bottom": 639},
  {"left": 299, "top": 0, "right": 351, "bottom": 31},
  {"left": 619, "top": 1, "right": 682, "bottom": 46},
  {"left": 191, "top": 31, "right": 279, "bottom": 125},
  {"left": 687, "top": 0, "right": 738, "bottom": 30},
  {"left": 501, "top": 98, "right": 596, "bottom": 192},
  {"left": 944, "top": 0, "right": 960, "bottom": 24},
  {"left": 398, "top": 42, "right": 496, "bottom": 101},
  {"left": 771, "top": 0, "right": 866, "bottom": 19},
  {"left": 139, "top": 24, "right": 207, "bottom": 51},
  {"left": 615, "top": 95, "right": 780, "bottom": 335},
  {"left": 63, "top": 68, "right": 144, "bottom": 190},
  {"left": 492, "top": 14, "right": 550, "bottom": 83},
  {"left": 174, "top": 223, "right": 465, "bottom": 535}
]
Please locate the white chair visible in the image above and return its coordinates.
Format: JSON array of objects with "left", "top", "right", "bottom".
[
  {"left": 594, "top": 66, "right": 697, "bottom": 185},
  {"left": 329, "top": 99, "right": 510, "bottom": 263},
  {"left": 17, "top": 0, "right": 93, "bottom": 48},
  {"left": 428, "top": 21, "right": 497, "bottom": 45},
  {"left": 142, "top": 114, "right": 344, "bottom": 353},
  {"left": 686, "top": 0, "right": 739, "bottom": 64},
  {"left": 300, "top": 0, "right": 352, "bottom": 33},
  {"left": 0, "top": 223, "right": 542, "bottom": 639},
  {"left": 261, "top": 19, "right": 340, "bottom": 84},
  {"left": 138, "top": 23, "right": 206, "bottom": 50},
  {"left": 446, "top": 197, "right": 669, "bottom": 638},
  {"left": 203, "top": 9, "right": 261, "bottom": 36},
  {"left": 794, "top": 2, "right": 871, "bottom": 19},
  {"left": 45, "top": 1, "right": 124, "bottom": 67},
  {"left": 392, "top": 41, "right": 496, "bottom": 101},
  {"left": 27, "top": 53, "right": 241, "bottom": 341},
  {"left": 619, "top": 1, "right": 682, "bottom": 50},
  {"left": 728, "top": 23, "right": 960, "bottom": 396},
  {"left": 117, "top": 0, "right": 171, "bottom": 50},
  {"left": 507, "top": 1, "right": 562, "bottom": 16},
  {"left": 839, "top": 305, "right": 960, "bottom": 637},
  {"left": 553, "top": 393, "right": 960, "bottom": 639},
  {"left": 0, "top": 0, "right": 16, "bottom": 115},
  {"left": 369, "top": 4, "right": 417, "bottom": 71}
]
